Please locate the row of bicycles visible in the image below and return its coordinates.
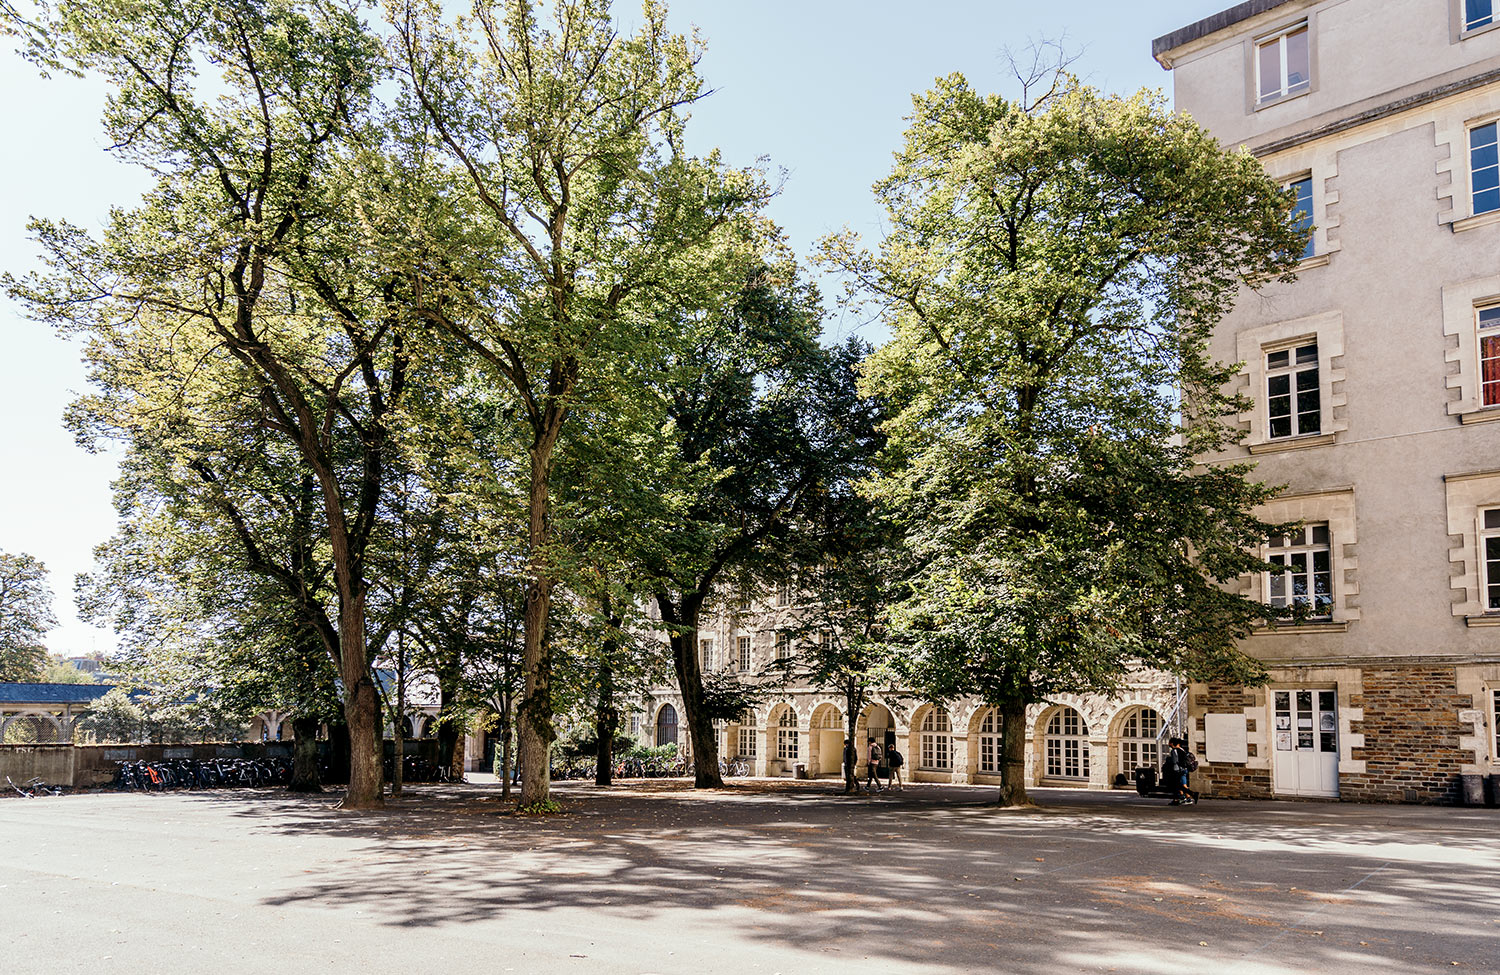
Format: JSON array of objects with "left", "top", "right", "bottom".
[
  {"left": 384, "top": 754, "right": 452, "bottom": 783},
  {"left": 113, "top": 757, "right": 292, "bottom": 791}
]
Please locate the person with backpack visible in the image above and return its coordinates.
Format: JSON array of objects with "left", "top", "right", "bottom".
[
  {"left": 1160, "top": 738, "right": 1183, "bottom": 804},
  {"left": 886, "top": 745, "right": 904, "bottom": 791},
  {"left": 864, "top": 738, "right": 883, "bottom": 793},
  {"left": 1175, "top": 738, "right": 1200, "bottom": 804}
]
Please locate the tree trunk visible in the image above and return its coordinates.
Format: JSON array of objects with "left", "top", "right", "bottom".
[
  {"left": 288, "top": 715, "right": 322, "bottom": 793},
  {"left": 519, "top": 448, "right": 556, "bottom": 807},
  {"left": 595, "top": 656, "right": 617, "bottom": 787},
  {"left": 342, "top": 665, "right": 383, "bottom": 808},
  {"left": 500, "top": 707, "right": 514, "bottom": 800},
  {"left": 997, "top": 700, "right": 1032, "bottom": 807},
  {"left": 448, "top": 729, "right": 465, "bottom": 782},
  {"left": 662, "top": 596, "right": 722, "bottom": 788},
  {"left": 843, "top": 683, "right": 862, "bottom": 795}
]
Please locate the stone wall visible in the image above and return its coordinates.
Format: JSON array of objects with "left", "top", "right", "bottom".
[
  {"left": 1192, "top": 683, "right": 1272, "bottom": 799},
  {"left": 1343, "top": 666, "right": 1474, "bottom": 804}
]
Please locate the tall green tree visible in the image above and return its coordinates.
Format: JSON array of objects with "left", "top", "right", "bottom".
[
  {"left": 822, "top": 76, "right": 1307, "bottom": 806},
  {"left": 11, "top": 0, "right": 409, "bottom": 807},
  {"left": 0, "top": 551, "right": 55, "bottom": 682},
  {"left": 393, "top": 0, "right": 769, "bottom": 805}
]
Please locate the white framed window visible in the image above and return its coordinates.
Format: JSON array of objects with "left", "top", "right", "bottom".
[
  {"left": 737, "top": 636, "right": 752, "bottom": 671},
  {"left": 1287, "top": 177, "right": 1314, "bottom": 259},
  {"left": 919, "top": 709, "right": 952, "bottom": 770},
  {"left": 1467, "top": 0, "right": 1495, "bottom": 32},
  {"left": 1474, "top": 121, "right": 1499, "bottom": 215},
  {"left": 738, "top": 725, "right": 757, "bottom": 757},
  {"left": 699, "top": 638, "right": 714, "bottom": 671},
  {"left": 777, "top": 708, "right": 798, "bottom": 760},
  {"left": 1266, "top": 342, "right": 1320, "bottom": 439},
  {"left": 1482, "top": 507, "right": 1500, "bottom": 612},
  {"left": 1118, "top": 707, "right": 1161, "bottom": 774},
  {"left": 1479, "top": 305, "right": 1500, "bottom": 408},
  {"left": 819, "top": 630, "right": 833, "bottom": 655},
  {"left": 629, "top": 713, "right": 640, "bottom": 736},
  {"left": 1492, "top": 689, "right": 1500, "bottom": 762},
  {"left": 775, "top": 581, "right": 794, "bottom": 607},
  {"left": 1267, "top": 523, "right": 1333, "bottom": 617},
  {"left": 1044, "top": 707, "right": 1090, "bottom": 779},
  {"left": 1256, "top": 22, "right": 1310, "bottom": 105},
  {"left": 977, "top": 708, "right": 1001, "bottom": 774},
  {"left": 774, "top": 631, "right": 791, "bottom": 661}
]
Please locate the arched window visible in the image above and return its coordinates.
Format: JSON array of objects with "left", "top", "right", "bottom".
[
  {"left": 655, "top": 704, "right": 678, "bottom": 748},
  {"left": 1044, "top": 707, "right": 1090, "bottom": 779},
  {"left": 777, "top": 707, "right": 799, "bottom": 760},
  {"left": 1118, "top": 707, "right": 1161, "bottom": 774},
  {"left": 977, "top": 708, "right": 1002, "bottom": 774},
  {"left": 919, "top": 709, "right": 952, "bottom": 770}
]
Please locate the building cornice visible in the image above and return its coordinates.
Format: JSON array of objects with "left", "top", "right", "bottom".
[{"left": 1152, "top": 0, "right": 1300, "bottom": 67}]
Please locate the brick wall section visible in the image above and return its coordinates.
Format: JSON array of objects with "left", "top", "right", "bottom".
[
  {"left": 1343, "top": 666, "right": 1474, "bottom": 804},
  {"left": 1193, "top": 683, "right": 1271, "bottom": 799}
]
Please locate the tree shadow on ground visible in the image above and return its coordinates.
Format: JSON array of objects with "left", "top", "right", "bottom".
[{"left": 188, "top": 781, "right": 1500, "bottom": 974}]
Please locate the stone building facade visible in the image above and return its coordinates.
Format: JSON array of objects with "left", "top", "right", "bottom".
[
  {"left": 1155, "top": 0, "right": 1500, "bottom": 802},
  {"left": 634, "top": 592, "right": 1184, "bottom": 790}
]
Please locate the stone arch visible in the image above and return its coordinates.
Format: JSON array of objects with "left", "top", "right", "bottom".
[
  {"left": 966, "top": 705, "right": 1004, "bottom": 780},
  {"left": 807, "top": 702, "right": 844, "bottom": 777},
  {"left": 1, "top": 710, "right": 65, "bottom": 744},
  {"left": 653, "top": 702, "right": 679, "bottom": 749},
  {"left": 1036, "top": 704, "right": 1091, "bottom": 783},
  {"left": 1106, "top": 703, "right": 1164, "bottom": 784},
  {"left": 765, "top": 702, "right": 800, "bottom": 770},
  {"left": 908, "top": 703, "right": 955, "bottom": 778}
]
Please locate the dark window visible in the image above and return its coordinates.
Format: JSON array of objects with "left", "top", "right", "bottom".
[
  {"left": 1267, "top": 343, "right": 1320, "bottom": 439},
  {"left": 1474, "top": 122, "right": 1499, "bottom": 215}
]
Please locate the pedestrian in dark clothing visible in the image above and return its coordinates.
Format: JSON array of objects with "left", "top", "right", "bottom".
[{"left": 865, "top": 739, "right": 883, "bottom": 793}]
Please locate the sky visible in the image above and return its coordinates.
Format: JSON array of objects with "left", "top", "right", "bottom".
[{"left": 0, "top": 0, "right": 1220, "bottom": 657}]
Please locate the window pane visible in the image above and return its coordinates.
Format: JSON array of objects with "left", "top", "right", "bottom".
[
  {"left": 1482, "top": 331, "right": 1500, "bottom": 407},
  {"left": 1311, "top": 524, "right": 1330, "bottom": 545},
  {"left": 1295, "top": 343, "right": 1318, "bottom": 364},
  {"left": 1289, "top": 179, "right": 1314, "bottom": 258},
  {"left": 1318, "top": 690, "right": 1335, "bottom": 711},
  {"left": 1474, "top": 123, "right": 1500, "bottom": 215},
  {"left": 1484, "top": 509, "right": 1500, "bottom": 530},
  {"left": 1479, "top": 307, "right": 1500, "bottom": 330},
  {"left": 1285, "top": 27, "right": 1309, "bottom": 91},
  {"left": 1297, "top": 690, "right": 1312, "bottom": 711},
  {"left": 1268, "top": 349, "right": 1290, "bottom": 369},
  {"left": 1259, "top": 39, "right": 1281, "bottom": 100},
  {"left": 1469, "top": 0, "right": 1495, "bottom": 31}
]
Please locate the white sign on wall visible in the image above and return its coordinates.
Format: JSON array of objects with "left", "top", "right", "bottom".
[{"left": 1204, "top": 713, "right": 1249, "bottom": 764}]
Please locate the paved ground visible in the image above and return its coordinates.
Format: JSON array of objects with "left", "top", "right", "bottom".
[{"left": 1, "top": 779, "right": 1497, "bottom": 975}]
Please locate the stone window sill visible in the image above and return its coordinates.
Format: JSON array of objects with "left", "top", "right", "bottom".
[
  {"left": 1255, "top": 88, "right": 1311, "bottom": 113},
  {"left": 1465, "top": 614, "right": 1500, "bottom": 627},
  {"left": 1248, "top": 432, "right": 1337, "bottom": 454},
  {"left": 1451, "top": 209, "right": 1500, "bottom": 234},
  {"left": 1295, "top": 253, "right": 1330, "bottom": 271},
  {"left": 1459, "top": 407, "right": 1500, "bottom": 425},
  {"left": 1252, "top": 620, "right": 1349, "bottom": 635},
  {"left": 1461, "top": 21, "right": 1500, "bottom": 42}
]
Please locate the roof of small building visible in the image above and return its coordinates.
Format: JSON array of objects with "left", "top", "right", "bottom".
[
  {"left": 0, "top": 682, "right": 117, "bottom": 705},
  {"left": 1153, "top": 0, "right": 1297, "bottom": 64}
]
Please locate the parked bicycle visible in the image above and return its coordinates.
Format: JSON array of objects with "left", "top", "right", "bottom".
[{"left": 7, "top": 776, "right": 65, "bottom": 797}]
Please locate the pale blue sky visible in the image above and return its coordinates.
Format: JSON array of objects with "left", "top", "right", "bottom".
[{"left": 0, "top": 0, "right": 1218, "bottom": 656}]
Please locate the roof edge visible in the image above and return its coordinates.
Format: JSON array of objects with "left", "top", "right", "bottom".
[{"left": 1152, "top": 0, "right": 1297, "bottom": 66}]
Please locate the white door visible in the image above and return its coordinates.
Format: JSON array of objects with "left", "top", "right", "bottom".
[{"left": 1272, "top": 689, "right": 1339, "bottom": 797}]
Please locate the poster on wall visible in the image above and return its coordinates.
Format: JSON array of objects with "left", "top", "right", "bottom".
[
  {"left": 1320, "top": 713, "right": 1336, "bottom": 731},
  {"left": 1276, "top": 732, "right": 1293, "bottom": 751},
  {"left": 1205, "top": 713, "right": 1250, "bottom": 764},
  {"left": 1275, "top": 715, "right": 1290, "bottom": 730}
]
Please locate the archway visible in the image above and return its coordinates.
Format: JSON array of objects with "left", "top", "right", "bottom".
[
  {"left": 1041, "top": 706, "right": 1090, "bottom": 781},
  {"left": 808, "top": 703, "right": 843, "bottom": 776},
  {"left": 766, "top": 704, "right": 799, "bottom": 771},
  {"left": 969, "top": 706, "right": 1003, "bottom": 778},
  {"left": 654, "top": 703, "right": 679, "bottom": 748},
  {"left": 1113, "top": 706, "right": 1162, "bottom": 780},
  {"left": 1, "top": 711, "right": 64, "bottom": 744}
]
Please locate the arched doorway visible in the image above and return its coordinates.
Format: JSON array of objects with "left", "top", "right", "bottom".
[
  {"left": 1043, "top": 707, "right": 1090, "bottom": 780},
  {"left": 808, "top": 704, "right": 843, "bottom": 776},
  {"left": 917, "top": 707, "right": 953, "bottom": 772},
  {"left": 655, "top": 703, "right": 678, "bottom": 748},
  {"left": 973, "top": 707, "right": 1002, "bottom": 776},
  {"left": 776, "top": 706, "right": 799, "bottom": 764},
  {"left": 1116, "top": 706, "right": 1161, "bottom": 777}
]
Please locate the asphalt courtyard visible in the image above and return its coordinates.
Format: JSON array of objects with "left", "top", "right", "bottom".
[{"left": 1, "top": 779, "right": 1497, "bottom": 975}]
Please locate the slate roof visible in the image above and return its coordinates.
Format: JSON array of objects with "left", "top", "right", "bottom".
[
  {"left": 1153, "top": 0, "right": 1297, "bottom": 62},
  {"left": 0, "top": 682, "right": 117, "bottom": 705}
]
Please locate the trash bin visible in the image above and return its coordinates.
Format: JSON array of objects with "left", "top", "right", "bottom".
[
  {"left": 1461, "top": 774, "right": 1486, "bottom": 805},
  {"left": 793, "top": 763, "right": 808, "bottom": 779},
  {"left": 1487, "top": 774, "right": 1500, "bottom": 808}
]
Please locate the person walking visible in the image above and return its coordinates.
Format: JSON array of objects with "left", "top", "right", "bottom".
[
  {"left": 865, "top": 738, "right": 883, "bottom": 793},
  {"left": 1174, "top": 738, "right": 1200, "bottom": 804},
  {"left": 843, "top": 738, "right": 858, "bottom": 791},
  {"left": 1161, "top": 737, "right": 1184, "bottom": 805},
  {"left": 886, "top": 745, "right": 904, "bottom": 791}
]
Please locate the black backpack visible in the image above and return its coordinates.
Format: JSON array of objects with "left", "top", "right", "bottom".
[
  {"left": 1183, "top": 749, "right": 1199, "bottom": 772},
  {"left": 889, "top": 749, "right": 904, "bottom": 769}
]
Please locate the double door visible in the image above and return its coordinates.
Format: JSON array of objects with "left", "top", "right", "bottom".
[{"left": 1272, "top": 688, "right": 1339, "bottom": 797}]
